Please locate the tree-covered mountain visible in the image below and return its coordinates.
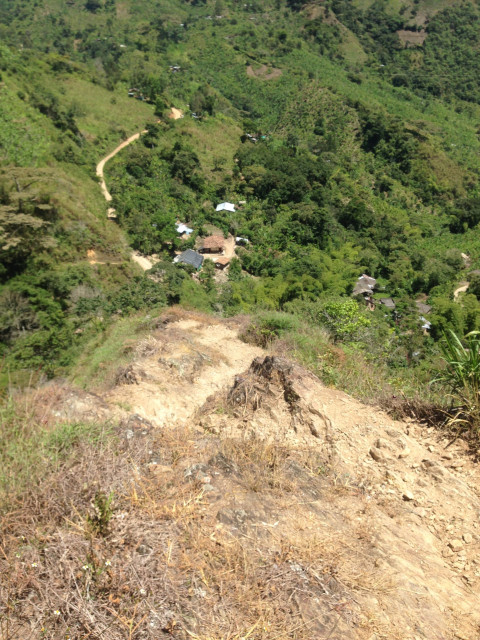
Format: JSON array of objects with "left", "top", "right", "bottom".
[{"left": 3, "top": 0, "right": 480, "bottom": 394}]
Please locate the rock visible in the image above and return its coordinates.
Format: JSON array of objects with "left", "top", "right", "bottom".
[
  {"left": 375, "top": 438, "right": 391, "bottom": 449},
  {"left": 184, "top": 463, "right": 208, "bottom": 479},
  {"left": 398, "top": 447, "right": 411, "bottom": 459},
  {"left": 385, "top": 470, "right": 400, "bottom": 483},
  {"left": 202, "top": 484, "right": 217, "bottom": 493},
  {"left": 428, "top": 445, "right": 434, "bottom": 452},
  {"left": 442, "top": 452, "right": 453, "bottom": 460},
  {"left": 370, "top": 447, "right": 387, "bottom": 463},
  {"left": 463, "top": 533, "right": 473, "bottom": 544},
  {"left": 386, "top": 429, "right": 401, "bottom": 437},
  {"left": 402, "top": 491, "right": 415, "bottom": 501},
  {"left": 449, "top": 539, "right": 464, "bottom": 552},
  {"left": 422, "top": 459, "right": 445, "bottom": 479}
]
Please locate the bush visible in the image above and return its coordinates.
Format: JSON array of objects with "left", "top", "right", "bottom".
[
  {"left": 433, "top": 330, "right": 480, "bottom": 437},
  {"left": 241, "top": 312, "right": 300, "bottom": 347}
]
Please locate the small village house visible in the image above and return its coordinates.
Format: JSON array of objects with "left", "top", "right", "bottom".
[
  {"left": 379, "top": 298, "right": 395, "bottom": 311},
  {"left": 215, "top": 257, "right": 230, "bottom": 270},
  {"left": 352, "top": 274, "right": 376, "bottom": 311},
  {"left": 216, "top": 202, "right": 235, "bottom": 213},
  {"left": 201, "top": 235, "right": 225, "bottom": 254},
  {"left": 173, "top": 249, "right": 204, "bottom": 270},
  {"left": 415, "top": 301, "right": 432, "bottom": 316},
  {"left": 175, "top": 222, "right": 193, "bottom": 236}
]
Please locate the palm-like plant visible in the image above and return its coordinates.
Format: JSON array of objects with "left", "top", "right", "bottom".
[{"left": 434, "top": 330, "right": 480, "bottom": 435}]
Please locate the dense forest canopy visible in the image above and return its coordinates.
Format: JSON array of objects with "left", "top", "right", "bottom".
[{"left": 2, "top": 0, "right": 480, "bottom": 391}]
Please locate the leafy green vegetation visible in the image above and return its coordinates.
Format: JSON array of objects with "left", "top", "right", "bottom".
[
  {"left": 434, "top": 330, "right": 480, "bottom": 437},
  {"left": 0, "top": 394, "right": 112, "bottom": 505},
  {"left": 3, "top": 0, "right": 480, "bottom": 413}
]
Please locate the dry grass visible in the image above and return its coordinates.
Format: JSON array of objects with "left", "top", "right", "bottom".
[{"left": 0, "top": 382, "right": 383, "bottom": 640}]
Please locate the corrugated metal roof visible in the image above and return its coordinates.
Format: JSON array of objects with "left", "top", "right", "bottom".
[
  {"left": 379, "top": 297, "right": 395, "bottom": 309},
  {"left": 173, "top": 249, "right": 204, "bottom": 269},
  {"left": 216, "top": 202, "right": 235, "bottom": 212},
  {"left": 175, "top": 222, "right": 194, "bottom": 235},
  {"left": 416, "top": 301, "right": 432, "bottom": 315}
]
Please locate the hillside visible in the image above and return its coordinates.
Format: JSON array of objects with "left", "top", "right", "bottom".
[
  {"left": 2, "top": 311, "right": 480, "bottom": 639},
  {"left": 4, "top": 1, "right": 480, "bottom": 636},
  {"left": 4, "top": 0, "right": 480, "bottom": 392}
]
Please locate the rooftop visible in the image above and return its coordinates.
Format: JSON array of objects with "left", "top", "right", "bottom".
[
  {"left": 379, "top": 297, "right": 395, "bottom": 310},
  {"left": 216, "top": 202, "right": 235, "bottom": 212},
  {"left": 416, "top": 301, "right": 432, "bottom": 315},
  {"left": 173, "top": 249, "right": 204, "bottom": 270},
  {"left": 202, "top": 235, "right": 225, "bottom": 251}
]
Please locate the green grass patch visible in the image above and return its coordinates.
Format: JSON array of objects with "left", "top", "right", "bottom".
[
  {"left": 72, "top": 313, "right": 156, "bottom": 390},
  {"left": 0, "top": 397, "right": 113, "bottom": 506}
]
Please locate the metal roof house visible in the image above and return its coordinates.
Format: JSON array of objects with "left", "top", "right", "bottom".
[
  {"left": 415, "top": 301, "right": 432, "bottom": 315},
  {"left": 216, "top": 202, "right": 235, "bottom": 212},
  {"left": 215, "top": 257, "right": 230, "bottom": 270},
  {"left": 352, "top": 274, "right": 376, "bottom": 297},
  {"left": 173, "top": 250, "right": 204, "bottom": 270},
  {"left": 175, "top": 222, "right": 194, "bottom": 236},
  {"left": 379, "top": 298, "right": 396, "bottom": 310}
]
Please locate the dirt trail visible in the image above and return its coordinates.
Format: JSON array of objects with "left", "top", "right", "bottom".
[
  {"left": 223, "top": 234, "right": 236, "bottom": 259},
  {"left": 96, "top": 131, "right": 145, "bottom": 203},
  {"left": 95, "top": 109, "right": 181, "bottom": 271},
  {"left": 454, "top": 281, "right": 469, "bottom": 300},
  {"left": 105, "top": 316, "right": 263, "bottom": 426},
  {"left": 21, "top": 313, "right": 480, "bottom": 638},
  {"left": 169, "top": 107, "right": 183, "bottom": 120}
]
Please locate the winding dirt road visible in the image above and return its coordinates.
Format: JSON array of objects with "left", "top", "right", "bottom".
[
  {"left": 96, "top": 131, "right": 146, "bottom": 204},
  {"left": 96, "top": 129, "right": 149, "bottom": 268},
  {"left": 95, "top": 109, "right": 183, "bottom": 271}
]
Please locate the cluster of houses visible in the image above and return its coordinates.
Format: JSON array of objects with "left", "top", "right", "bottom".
[
  {"left": 173, "top": 202, "right": 248, "bottom": 271},
  {"left": 173, "top": 235, "right": 229, "bottom": 271},
  {"left": 353, "top": 274, "right": 432, "bottom": 332}
]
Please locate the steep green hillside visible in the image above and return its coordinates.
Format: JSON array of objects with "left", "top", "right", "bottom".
[{"left": 3, "top": 0, "right": 480, "bottom": 398}]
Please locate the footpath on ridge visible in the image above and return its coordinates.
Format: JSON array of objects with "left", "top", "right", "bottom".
[{"left": 25, "top": 309, "right": 480, "bottom": 640}]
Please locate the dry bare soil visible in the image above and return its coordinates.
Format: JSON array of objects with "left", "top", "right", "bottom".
[
  {"left": 246, "top": 65, "right": 282, "bottom": 80},
  {"left": 2, "top": 311, "right": 480, "bottom": 639}
]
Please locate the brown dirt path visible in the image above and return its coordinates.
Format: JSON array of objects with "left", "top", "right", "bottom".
[
  {"left": 454, "top": 282, "right": 469, "bottom": 300},
  {"left": 41, "top": 312, "right": 480, "bottom": 640},
  {"left": 104, "top": 316, "right": 263, "bottom": 427},
  {"left": 95, "top": 109, "right": 181, "bottom": 271}
]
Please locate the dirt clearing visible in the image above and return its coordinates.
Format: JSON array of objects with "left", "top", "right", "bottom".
[{"left": 246, "top": 64, "right": 282, "bottom": 80}]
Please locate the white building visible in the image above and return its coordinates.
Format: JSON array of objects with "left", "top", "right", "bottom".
[{"left": 215, "top": 202, "right": 235, "bottom": 212}]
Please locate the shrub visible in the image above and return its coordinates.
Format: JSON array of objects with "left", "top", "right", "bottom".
[
  {"left": 241, "top": 312, "right": 300, "bottom": 347},
  {"left": 433, "top": 330, "right": 480, "bottom": 437}
]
